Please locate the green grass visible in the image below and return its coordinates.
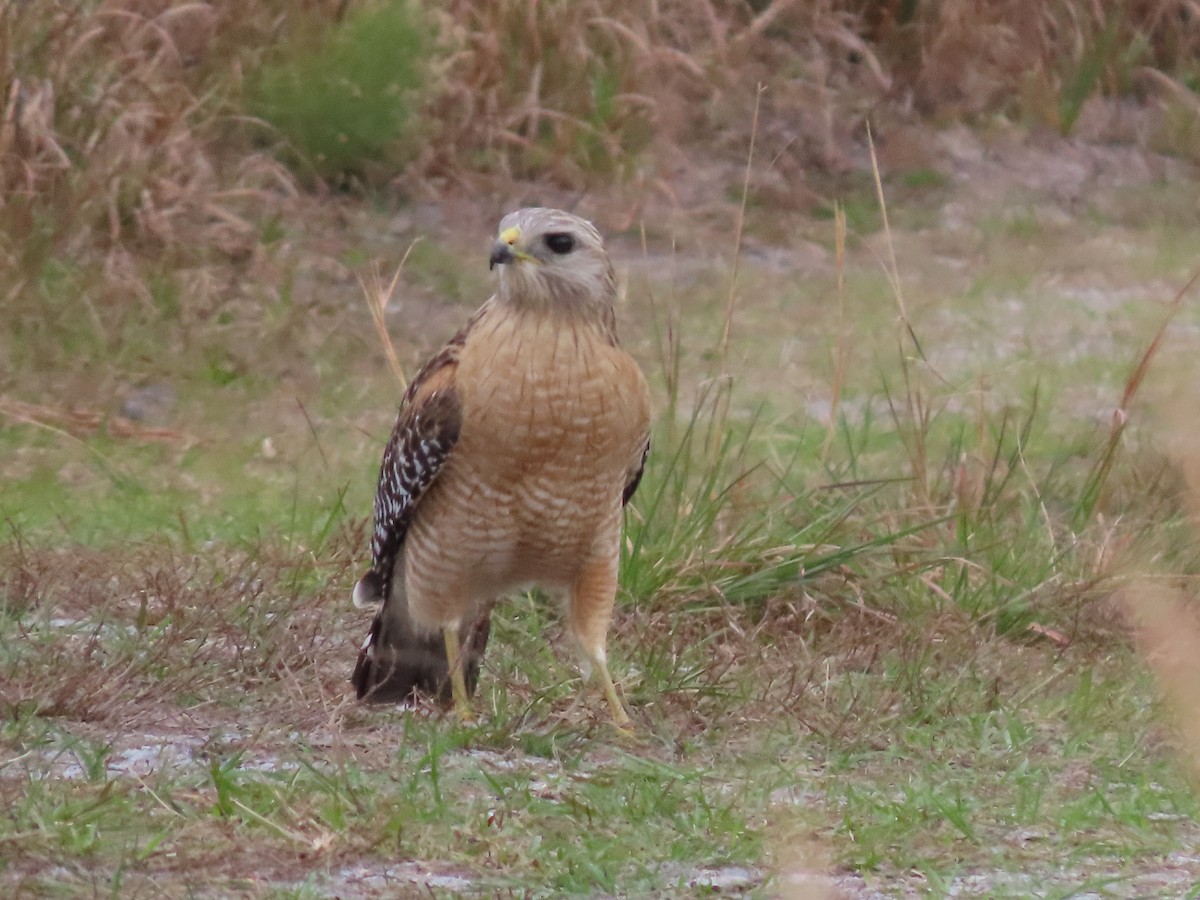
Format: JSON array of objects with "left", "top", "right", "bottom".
[
  {"left": 4, "top": 364, "right": 1199, "bottom": 894},
  {"left": 3, "top": 575, "right": 1197, "bottom": 895}
]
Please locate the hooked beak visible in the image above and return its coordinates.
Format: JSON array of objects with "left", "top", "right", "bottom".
[
  {"left": 489, "top": 225, "right": 524, "bottom": 271},
  {"left": 489, "top": 241, "right": 514, "bottom": 270}
]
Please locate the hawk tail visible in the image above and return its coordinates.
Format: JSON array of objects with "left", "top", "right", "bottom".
[{"left": 351, "top": 573, "right": 491, "bottom": 704}]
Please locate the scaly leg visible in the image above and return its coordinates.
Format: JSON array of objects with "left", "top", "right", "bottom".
[
  {"left": 442, "top": 624, "right": 473, "bottom": 722},
  {"left": 570, "top": 547, "right": 633, "bottom": 732},
  {"left": 593, "top": 653, "right": 632, "bottom": 730}
]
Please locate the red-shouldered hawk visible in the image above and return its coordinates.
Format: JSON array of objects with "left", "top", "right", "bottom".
[{"left": 351, "top": 208, "right": 652, "bottom": 727}]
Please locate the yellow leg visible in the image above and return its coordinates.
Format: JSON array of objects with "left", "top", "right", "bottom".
[
  {"left": 442, "top": 625, "right": 473, "bottom": 722},
  {"left": 593, "top": 656, "right": 632, "bottom": 732},
  {"left": 568, "top": 548, "right": 633, "bottom": 733}
]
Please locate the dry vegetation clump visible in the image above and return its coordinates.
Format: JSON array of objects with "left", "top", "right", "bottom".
[
  {"left": 870, "top": 0, "right": 1200, "bottom": 129},
  {"left": 0, "top": 1, "right": 308, "bottom": 389},
  {"left": 0, "top": 537, "right": 355, "bottom": 725},
  {"left": 418, "top": 0, "right": 717, "bottom": 190},
  {"left": 2, "top": 0, "right": 1196, "bottom": 245},
  {"left": 480, "top": 0, "right": 1191, "bottom": 181},
  {"left": 0, "top": 1, "right": 308, "bottom": 270},
  {"left": 1, "top": 0, "right": 1196, "bottom": 308},
  {"left": 409, "top": 0, "right": 1200, "bottom": 201},
  {"left": 412, "top": 0, "right": 897, "bottom": 198},
  {"left": 0, "top": 496, "right": 364, "bottom": 715}
]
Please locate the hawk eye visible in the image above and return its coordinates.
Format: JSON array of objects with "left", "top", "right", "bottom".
[{"left": 544, "top": 232, "right": 575, "bottom": 255}]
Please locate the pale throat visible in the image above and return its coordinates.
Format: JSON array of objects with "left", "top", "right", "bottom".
[{"left": 500, "top": 268, "right": 614, "bottom": 319}]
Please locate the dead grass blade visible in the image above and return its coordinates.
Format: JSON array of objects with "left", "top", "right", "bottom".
[
  {"left": 357, "top": 242, "right": 421, "bottom": 393},
  {"left": 0, "top": 397, "right": 184, "bottom": 444},
  {"left": 865, "top": 122, "right": 925, "bottom": 364},
  {"left": 1079, "top": 266, "right": 1200, "bottom": 523},
  {"left": 718, "top": 82, "right": 764, "bottom": 374}
]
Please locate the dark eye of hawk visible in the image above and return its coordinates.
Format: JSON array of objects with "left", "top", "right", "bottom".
[{"left": 544, "top": 232, "right": 575, "bottom": 255}]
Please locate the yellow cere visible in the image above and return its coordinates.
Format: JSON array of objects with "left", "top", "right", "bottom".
[{"left": 499, "top": 226, "right": 521, "bottom": 246}]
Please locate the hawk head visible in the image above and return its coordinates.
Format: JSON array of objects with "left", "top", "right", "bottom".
[{"left": 488, "top": 208, "right": 616, "bottom": 315}]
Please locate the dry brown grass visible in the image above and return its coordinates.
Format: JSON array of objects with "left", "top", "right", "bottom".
[
  {"left": 2, "top": 0, "right": 1195, "bottom": 278},
  {"left": 0, "top": 531, "right": 360, "bottom": 726},
  {"left": 410, "top": 0, "right": 1200, "bottom": 194},
  {"left": 414, "top": 0, "right": 712, "bottom": 192},
  {"left": 890, "top": 0, "right": 1200, "bottom": 126},
  {"left": 0, "top": 0, "right": 303, "bottom": 273},
  {"left": 411, "top": 0, "right": 901, "bottom": 196}
]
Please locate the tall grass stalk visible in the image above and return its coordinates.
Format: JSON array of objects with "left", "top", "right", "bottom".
[
  {"left": 821, "top": 202, "right": 849, "bottom": 462},
  {"left": 640, "top": 223, "right": 681, "bottom": 435},
  {"left": 865, "top": 122, "right": 932, "bottom": 507},
  {"left": 866, "top": 122, "right": 924, "bottom": 364}
]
